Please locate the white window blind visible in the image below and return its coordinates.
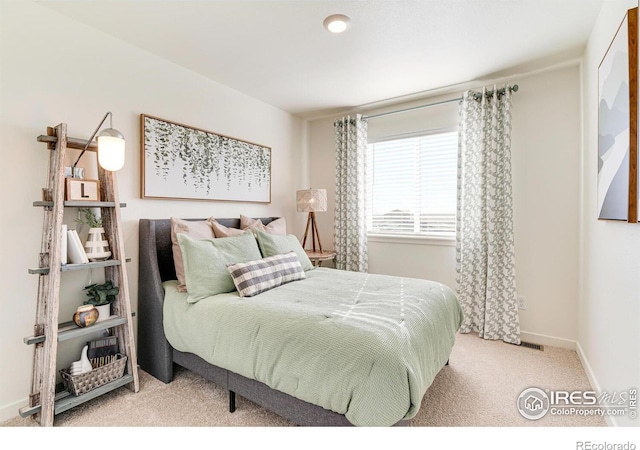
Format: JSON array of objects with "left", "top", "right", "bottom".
[{"left": 367, "top": 131, "right": 458, "bottom": 237}]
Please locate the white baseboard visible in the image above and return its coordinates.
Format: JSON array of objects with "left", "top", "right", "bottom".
[
  {"left": 520, "top": 330, "right": 576, "bottom": 350},
  {"left": 0, "top": 398, "right": 27, "bottom": 424},
  {"left": 519, "top": 333, "right": 616, "bottom": 426},
  {"left": 576, "top": 341, "right": 616, "bottom": 427}
]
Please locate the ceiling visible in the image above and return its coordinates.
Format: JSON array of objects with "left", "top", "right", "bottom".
[{"left": 39, "top": 0, "right": 604, "bottom": 118}]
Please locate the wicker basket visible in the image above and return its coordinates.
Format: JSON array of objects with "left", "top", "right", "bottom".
[{"left": 60, "top": 354, "right": 127, "bottom": 396}]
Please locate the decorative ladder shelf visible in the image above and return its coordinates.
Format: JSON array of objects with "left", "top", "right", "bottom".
[{"left": 20, "top": 124, "right": 139, "bottom": 426}]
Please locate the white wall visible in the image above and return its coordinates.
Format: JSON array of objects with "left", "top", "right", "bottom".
[
  {"left": 0, "top": 1, "right": 307, "bottom": 422},
  {"left": 579, "top": 0, "right": 640, "bottom": 427},
  {"left": 308, "top": 64, "right": 582, "bottom": 349}
]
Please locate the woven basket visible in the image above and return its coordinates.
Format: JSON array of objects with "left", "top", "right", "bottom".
[{"left": 60, "top": 354, "right": 127, "bottom": 396}]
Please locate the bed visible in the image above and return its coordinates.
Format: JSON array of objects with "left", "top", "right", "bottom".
[{"left": 138, "top": 217, "right": 462, "bottom": 426}]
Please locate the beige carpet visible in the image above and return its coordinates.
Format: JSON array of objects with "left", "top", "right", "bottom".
[{"left": 1, "top": 332, "right": 606, "bottom": 427}]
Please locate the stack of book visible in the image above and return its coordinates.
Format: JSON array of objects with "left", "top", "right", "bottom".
[{"left": 67, "top": 229, "right": 88, "bottom": 264}]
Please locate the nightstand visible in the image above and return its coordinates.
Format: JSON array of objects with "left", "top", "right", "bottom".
[{"left": 305, "top": 250, "right": 336, "bottom": 268}]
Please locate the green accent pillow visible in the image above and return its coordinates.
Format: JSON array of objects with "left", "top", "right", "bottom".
[
  {"left": 177, "top": 231, "right": 262, "bottom": 302},
  {"left": 255, "top": 230, "right": 314, "bottom": 271}
]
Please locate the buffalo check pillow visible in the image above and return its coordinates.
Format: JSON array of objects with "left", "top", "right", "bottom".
[{"left": 227, "top": 252, "right": 306, "bottom": 297}]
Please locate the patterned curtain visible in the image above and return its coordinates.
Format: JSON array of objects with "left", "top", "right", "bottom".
[
  {"left": 334, "top": 115, "right": 368, "bottom": 272},
  {"left": 456, "top": 84, "right": 521, "bottom": 345}
]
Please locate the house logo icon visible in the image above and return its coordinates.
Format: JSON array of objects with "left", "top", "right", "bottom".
[{"left": 517, "top": 388, "right": 550, "bottom": 420}]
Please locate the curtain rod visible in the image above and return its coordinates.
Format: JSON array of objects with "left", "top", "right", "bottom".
[{"left": 363, "top": 84, "right": 519, "bottom": 120}]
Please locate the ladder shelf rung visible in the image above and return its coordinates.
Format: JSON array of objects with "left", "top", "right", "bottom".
[
  {"left": 33, "top": 201, "right": 126, "bottom": 208},
  {"left": 37, "top": 134, "right": 97, "bottom": 151},
  {"left": 23, "top": 314, "right": 135, "bottom": 345},
  {"left": 19, "top": 374, "right": 134, "bottom": 418},
  {"left": 29, "top": 258, "right": 131, "bottom": 274}
]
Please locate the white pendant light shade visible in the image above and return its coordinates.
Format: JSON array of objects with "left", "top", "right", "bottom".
[{"left": 97, "top": 128, "right": 125, "bottom": 171}]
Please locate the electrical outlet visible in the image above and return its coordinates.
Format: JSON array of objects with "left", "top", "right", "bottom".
[{"left": 517, "top": 295, "right": 527, "bottom": 310}]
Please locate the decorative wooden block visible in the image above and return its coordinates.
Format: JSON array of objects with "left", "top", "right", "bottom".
[{"left": 65, "top": 178, "right": 100, "bottom": 202}]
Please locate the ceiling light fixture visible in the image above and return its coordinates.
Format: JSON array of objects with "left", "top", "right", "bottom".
[{"left": 323, "top": 14, "right": 351, "bottom": 33}]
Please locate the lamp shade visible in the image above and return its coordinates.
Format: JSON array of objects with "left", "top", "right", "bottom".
[
  {"left": 296, "top": 189, "right": 327, "bottom": 213},
  {"left": 97, "top": 128, "right": 125, "bottom": 171}
]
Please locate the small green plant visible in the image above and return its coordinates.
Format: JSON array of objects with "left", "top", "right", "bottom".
[
  {"left": 76, "top": 208, "right": 102, "bottom": 228},
  {"left": 83, "top": 281, "right": 119, "bottom": 306}
]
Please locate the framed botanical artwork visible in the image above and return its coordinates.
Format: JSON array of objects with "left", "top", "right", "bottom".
[
  {"left": 140, "top": 114, "right": 271, "bottom": 203},
  {"left": 597, "top": 7, "right": 638, "bottom": 222}
]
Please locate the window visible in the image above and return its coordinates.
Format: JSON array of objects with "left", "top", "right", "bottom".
[{"left": 367, "top": 131, "right": 458, "bottom": 238}]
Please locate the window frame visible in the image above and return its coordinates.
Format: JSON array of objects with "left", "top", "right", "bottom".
[{"left": 366, "top": 126, "right": 458, "bottom": 243}]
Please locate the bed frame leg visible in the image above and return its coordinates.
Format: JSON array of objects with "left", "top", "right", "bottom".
[{"left": 229, "top": 390, "right": 236, "bottom": 413}]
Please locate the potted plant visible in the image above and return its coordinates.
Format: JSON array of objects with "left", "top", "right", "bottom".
[
  {"left": 76, "top": 208, "right": 111, "bottom": 261},
  {"left": 83, "top": 281, "right": 119, "bottom": 322},
  {"left": 76, "top": 208, "right": 102, "bottom": 228}
]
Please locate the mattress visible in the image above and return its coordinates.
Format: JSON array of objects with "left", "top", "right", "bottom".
[{"left": 162, "top": 267, "right": 462, "bottom": 426}]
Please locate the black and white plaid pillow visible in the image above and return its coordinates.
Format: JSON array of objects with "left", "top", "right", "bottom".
[{"left": 227, "top": 252, "right": 306, "bottom": 297}]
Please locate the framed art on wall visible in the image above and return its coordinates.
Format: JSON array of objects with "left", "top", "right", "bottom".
[
  {"left": 140, "top": 114, "right": 271, "bottom": 203},
  {"left": 597, "top": 7, "right": 638, "bottom": 222}
]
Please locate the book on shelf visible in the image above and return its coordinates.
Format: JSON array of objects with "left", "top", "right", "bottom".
[
  {"left": 67, "top": 229, "right": 88, "bottom": 264},
  {"left": 61, "top": 224, "right": 67, "bottom": 266},
  {"left": 87, "top": 336, "right": 118, "bottom": 368}
]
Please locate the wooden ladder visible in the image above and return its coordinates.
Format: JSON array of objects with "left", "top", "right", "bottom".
[{"left": 20, "top": 123, "right": 139, "bottom": 426}]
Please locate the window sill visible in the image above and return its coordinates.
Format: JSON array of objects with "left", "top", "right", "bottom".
[{"left": 367, "top": 233, "right": 455, "bottom": 247}]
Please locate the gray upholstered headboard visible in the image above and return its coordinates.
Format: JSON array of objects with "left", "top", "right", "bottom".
[
  {"left": 137, "top": 217, "right": 278, "bottom": 382},
  {"left": 139, "top": 217, "right": 278, "bottom": 283}
]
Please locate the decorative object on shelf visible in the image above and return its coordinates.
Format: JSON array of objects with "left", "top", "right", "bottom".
[
  {"left": 141, "top": 114, "right": 271, "bottom": 203},
  {"left": 296, "top": 188, "right": 328, "bottom": 252},
  {"left": 83, "top": 281, "right": 119, "bottom": 322},
  {"left": 64, "top": 166, "right": 85, "bottom": 179},
  {"left": 87, "top": 336, "right": 118, "bottom": 365},
  {"left": 67, "top": 229, "right": 89, "bottom": 264},
  {"left": 84, "top": 228, "right": 112, "bottom": 262},
  {"left": 73, "top": 304, "right": 99, "bottom": 328},
  {"left": 597, "top": 6, "right": 638, "bottom": 223},
  {"left": 69, "top": 345, "right": 92, "bottom": 376},
  {"left": 73, "top": 111, "right": 126, "bottom": 173},
  {"left": 61, "top": 224, "right": 67, "bottom": 266},
  {"left": 94, "top": 302, "right": 111, "bottom": 322},
  {"left": 76, "top": 208, "right": 111, "bottom": 261},
  {"left": 76, "top": 207, "right": 102, "bottom": 228},
  {"left": 60, "top": 354, "right": 127, "bottom": 397},
  {"left": 65, "top": 178, "right": 100, "bottom": 201}
]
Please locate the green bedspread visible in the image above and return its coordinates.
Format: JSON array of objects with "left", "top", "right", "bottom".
[{"left": 163, "top": 268, "right": 462, "bottom": 426}]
